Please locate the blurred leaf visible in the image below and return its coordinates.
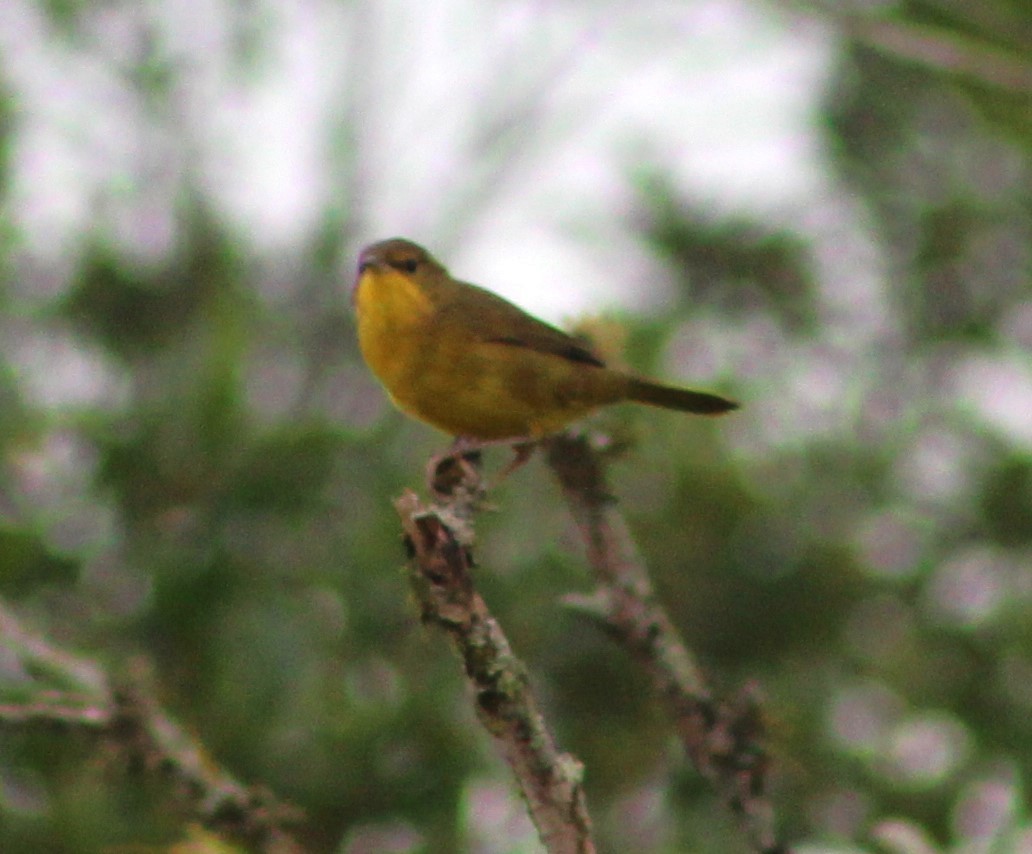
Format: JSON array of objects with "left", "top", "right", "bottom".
[
  {"left": 980, "top": 455, "right": 1032, "bottom": 546},
  {"left": 169, "top": 824, "right": 248, "bottom": 854},
  {"left": 64, "top": 246, "right": 204, "bottom": 359},
  {"left": 635, "top": 172, "right": 818, "bottom": 332},
  {"left": 40, "top": 0, "right": 86, "bottom": 34},
  {"left": 0, "top": 527, "right": 78, "bottom": 597},
  {"left": 97, "top": 420, "right": 222, "bottom": 525},
  {"left": 0, "top": 78, "right": 14, "bottom": 203},
  {"left": 63, "top": 207, "right": 246, "bottom": 360},
  {"left": 231, "top": 427, "right": 341, "bottom": 513}
]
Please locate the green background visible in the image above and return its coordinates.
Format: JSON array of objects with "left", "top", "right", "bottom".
[{"left": 1, "top": 2, "right": 1030, "bottom": 852}]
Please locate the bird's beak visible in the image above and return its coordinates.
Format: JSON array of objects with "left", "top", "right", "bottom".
[
  {"left": 353, "top": 250, "right": 380, "bottom": 306},
  {"left": 357, "top": 248, "right": 385, "bottom": 275}
]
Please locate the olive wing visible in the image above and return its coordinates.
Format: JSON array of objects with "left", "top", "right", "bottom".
[{"left": 436, "top": 281, "right": 605, "bottom": 368}]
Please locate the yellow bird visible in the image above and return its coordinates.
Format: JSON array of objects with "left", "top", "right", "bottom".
[{"left": 353, "top": 238, "right": 737, "bottom": 443}]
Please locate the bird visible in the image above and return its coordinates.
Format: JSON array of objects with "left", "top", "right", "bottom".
[{"left": 353, "top": 237, "right": 737, "bottom": 453}]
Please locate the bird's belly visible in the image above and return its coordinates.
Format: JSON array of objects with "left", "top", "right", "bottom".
[{"left": 390, "top": 341, "right": 602, "bottom": 440}]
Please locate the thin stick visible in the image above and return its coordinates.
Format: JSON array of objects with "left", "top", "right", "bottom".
[
  {"left": 395, "top": 486, "right": 596, "bottom": 854},
  {"left": 545, "top": 432, "right": 788, "bottom": 854},
  {"left": 0, "top": 603, "right": 303, "bottom": 854}
]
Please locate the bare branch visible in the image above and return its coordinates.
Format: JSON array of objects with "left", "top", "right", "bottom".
[
  {"left": 395, "top": 485, "right": 596, "bottom": 854},
  {"left": 0, "top": 602, "right": 304, "bottom": 854},
  {"left": 545, "top": 432, "right": 788, "bottom": 854}
]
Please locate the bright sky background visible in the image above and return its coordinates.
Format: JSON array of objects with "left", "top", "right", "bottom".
[
  {"left": 1, "top": 0, "right": 837, "bottom": 319},
  {"left": 3, "top": 0, "right": 1028, "bottom": 449}
]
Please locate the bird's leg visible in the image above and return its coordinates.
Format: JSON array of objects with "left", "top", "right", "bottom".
[
  {"left": 488, "top": 440, "right": 538, "bottom": 489},
  {"left": 427, "top": 437, "right": 484, "bottom": 498},
  {"left": 426, "top": 436, "right": 539, "bottom": 498}
]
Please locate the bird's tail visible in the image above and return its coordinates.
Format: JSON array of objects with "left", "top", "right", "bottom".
[{"left": 625, "top": 377, "right": 739, "bottom": 415}]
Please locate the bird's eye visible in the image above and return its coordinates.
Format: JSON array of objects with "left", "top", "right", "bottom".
[{"left": 393, "top": 257, "right": 419, "bottom": 274}]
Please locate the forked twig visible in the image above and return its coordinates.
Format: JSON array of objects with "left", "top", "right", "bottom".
[
  {"left": 545, "top": 432, "right": 788, "bottom": 854},
  {"left": 0, "top": 603, "right": 303, "bottom": 853}
]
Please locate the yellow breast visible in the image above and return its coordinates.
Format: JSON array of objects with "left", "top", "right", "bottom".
[{"left": 354, "top": 267, "right": 434, "bottom": 393}]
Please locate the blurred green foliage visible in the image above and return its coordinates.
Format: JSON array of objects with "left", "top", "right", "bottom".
[{"left": 1, "top": 2, "right": 1031, "bottom": 853}]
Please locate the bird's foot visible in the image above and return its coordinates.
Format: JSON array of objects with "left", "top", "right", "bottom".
[
  {"left": 427, "top": 442, "right": 484, "bottom": 500},
  {"left": 426, "top": 436, "right": 538, "bottom": 500}
]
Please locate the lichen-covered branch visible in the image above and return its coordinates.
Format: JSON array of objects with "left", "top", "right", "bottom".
[
  {"left": 395, "top": 487, "right": 596, "bottom": 854},
  {"left": 0, "top": 602, "right": 303, "bottom": 854},
  {"left": 545, "top": 432, "right": 788, "bottom": 854}
]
